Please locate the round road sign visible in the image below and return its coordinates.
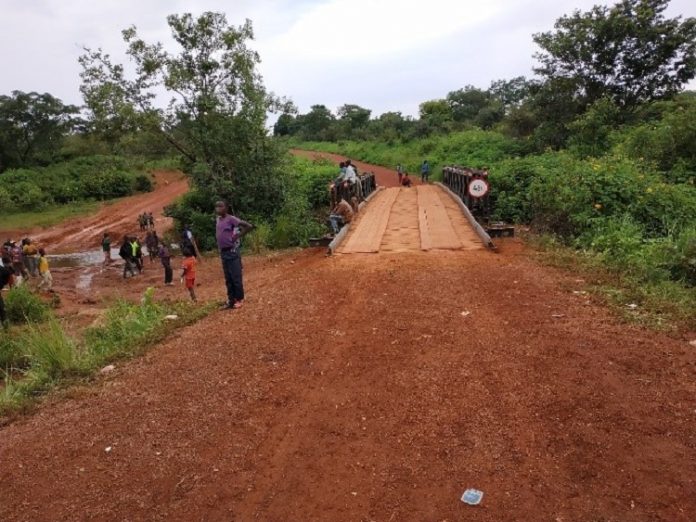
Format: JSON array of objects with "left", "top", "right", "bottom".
[{"left": 468, "top": 178, "right": 489, "bottom": 198}]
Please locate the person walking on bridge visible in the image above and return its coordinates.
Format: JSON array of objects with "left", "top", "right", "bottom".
[
  {"left": 215, "top": 201, "right": 254, "bottom": 310},
  {"left": 420, "top": 160, "right": 431, "bottom": 183}
]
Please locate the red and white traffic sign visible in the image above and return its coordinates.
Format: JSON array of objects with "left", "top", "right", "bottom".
[{"left": 468, "top": 178, "right": 489, "bottom": 198}]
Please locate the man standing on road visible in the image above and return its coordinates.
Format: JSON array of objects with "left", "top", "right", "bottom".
[
  {"left": 119, "top": 235, "right": 136, "bottom": 279},
  {"left": 215, "top": 201, "right": 254, "bottom": 310},
  {"left": 420, "top": 160, "right": 431, "bottom": 183}
]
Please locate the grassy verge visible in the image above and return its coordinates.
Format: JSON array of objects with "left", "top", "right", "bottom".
[
  {"left": 0, "top": 287, "right": 214, "bottom": 417},
  {"left": 529, "top": 234, "right": 696, "bottom": 332},
  {"left": 0, "top": 200, "right": 101, "bottom": 232}
]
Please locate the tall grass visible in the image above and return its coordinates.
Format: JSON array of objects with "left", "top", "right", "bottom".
[
  {"left": 23, "top": 320, "right": 80, "bottom": 379},
  {"left": 5, "top": 285, "right": 50, "bottom": 324},
  {"left": 0, "top": 287, "right": 214, "bottom": 416}
]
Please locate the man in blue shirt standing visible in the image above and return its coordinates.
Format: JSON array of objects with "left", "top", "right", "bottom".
[
  {"left": 215, "top": 201, "right": 254, "bottom": 310},
  {"left": 420, "top": 160, "right": 431, "bottom": 183}
]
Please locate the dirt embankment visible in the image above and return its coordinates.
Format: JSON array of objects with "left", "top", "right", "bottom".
[{"left": 4, "top": 170, "right": 188, "bottom": 254}]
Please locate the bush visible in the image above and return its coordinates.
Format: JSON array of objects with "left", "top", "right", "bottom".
[
  {"left": 0, "top": 336, "right": 26, "bottom": 370},
  {"left": 133, "top": 173, "right": 154, "bottom": 192},
  {"left": 658, "top": 226, "right": 696, "bottom": 286},
  {"left": 0, "top": 155, "right": 152, "bottom": 212},
  {"left": 24, "top": 320, "right": 80, "bottom": 379},
  {"left": 246, "top": 222, "right": 271, "bottom": 254},
  {"left": 167, "top": 155, "right": 336, "bottom": 251},
  {"left": 5, "top": 286, "right": 49, "bottom": 324},
  {"left": 84, "top": 287, "right": 163, "bottom": 363}
]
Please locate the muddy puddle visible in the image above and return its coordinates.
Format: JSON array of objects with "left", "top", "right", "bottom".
[{"left": 48, "top": 249, "right": 118, "bottom": 268}]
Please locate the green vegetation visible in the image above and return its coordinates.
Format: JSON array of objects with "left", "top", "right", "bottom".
[
  {"left": 0, "top": 288, "right": 214, "bottom": 415},
  {"left": 167, "top": 155, "right": 337, "bottom": 250},
  {"left": 4, "top": 285, "right": 50, "bottom": 323},
  {"left": 292, "top": 124, "right": 696, "bottom": 328},
  {"left": 0, "top": 155, "right": 153, "bottom": 213},
  {"left": 0, "top": 201, "right": 100, "bottom": 232}
]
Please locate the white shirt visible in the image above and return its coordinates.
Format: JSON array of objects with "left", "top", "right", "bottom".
[{"left": 344, "top": 165, "right": 358, "bottom": 183}]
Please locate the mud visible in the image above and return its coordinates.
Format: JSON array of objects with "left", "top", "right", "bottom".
[{"left": 2, "top": 170, "right": 188, "bottom": 254}]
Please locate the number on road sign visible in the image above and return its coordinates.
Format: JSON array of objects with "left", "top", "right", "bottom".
[{"left": 468, "top": 179, "right": 489, "bottom": 198}]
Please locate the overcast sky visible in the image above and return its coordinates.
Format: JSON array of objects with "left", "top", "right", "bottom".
[{"left": 1, "top": 0, "right": 695, "bottom": 118}]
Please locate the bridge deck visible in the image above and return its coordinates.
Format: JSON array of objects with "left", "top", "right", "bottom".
[{"left": 338, "top": 185, "right": 481, "bottom": 254}]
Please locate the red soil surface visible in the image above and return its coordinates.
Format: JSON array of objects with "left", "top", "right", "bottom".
[
  {"left": 3, "top": 170, "right": 188, "bottom": 254},
  {"left": 1, "top": 161, "right": 696, "bottom": 521}
]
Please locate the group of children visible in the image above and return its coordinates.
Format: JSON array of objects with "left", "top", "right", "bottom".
[
  {"left": 1, "top": 238, "right": 53, "bottom": 292},
  {"left": 137, "top": 212, "right": 155, "bottom": 231},
  {"left": 0, "top": 220, "right": 201, "bottom": 328},
  {"left": 0, "top": 238, "right": 53, "bottom": 326},
  {"left": 112, "top": 230, "right": 198, "bottom": 302}
]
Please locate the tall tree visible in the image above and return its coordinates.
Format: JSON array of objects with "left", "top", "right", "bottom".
[
  {"left": 489, "top": 77, "right": 532, "bottom": 111},
  {"left": 300, "top": 104, "right": 335, "bottom": 139},
  {"left": 534, "top": 0, "right": 696, "bottom": 109},
  {"left": 337, "top": 104, "right": 371, "bottom": 130},
  {"left": 0, "top": 91, "right": 78, "bottom": 171},
  {"left": 79, "top": 12, "right": 287, "bottom": 216},
  {"left": 446, "top": 86, "right": 491, "bottom": 123}
]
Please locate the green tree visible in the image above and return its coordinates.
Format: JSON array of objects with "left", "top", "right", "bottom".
[
  {"left": 299, "top": 104, "right": 335, "bottom": 140},
  {"left": 337, "top": 104, "right": 371, "bottom": 130},
  {"left": 489, "top": 77, "right": 532, "bottom": 112},
  {"left": 419, "top": 99, "right": 453, "bottom": 133},
  {"left": 0, "top": 91, "right": 78, "bottom": 171},
  {"left": 274, "top": 113, "right": 296, "bottom": 136},
  {"left": 446, "top": 86, "right": 491, "bottom": 123},
  {"left": 79, "top": 12, "right": 287, "bottom": 217},
  {"left": 534, "top": 0, "right": 696, "bottom": 109}
]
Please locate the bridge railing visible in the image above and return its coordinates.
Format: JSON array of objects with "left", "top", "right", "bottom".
[
  {"left": 442, "top": 166, "right": 490, "bottom": 220},
  {"left": 331, "top": 172, "right": 376, "bottom": 207}
]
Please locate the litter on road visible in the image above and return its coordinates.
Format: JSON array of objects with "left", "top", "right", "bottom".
[{"left": 461, "top": 488, "right": 484, "bottom": 506}]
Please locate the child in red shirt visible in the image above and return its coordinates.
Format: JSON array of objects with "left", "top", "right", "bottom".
[{"left": 181, "top": 250, "right": 197, "bottom": 302}]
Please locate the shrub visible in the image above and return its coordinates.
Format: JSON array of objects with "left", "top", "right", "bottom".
[
  {"left": 24, "top": 320, "right": 80, "bottom": 379},
  {"left": 5, "top": 286, "right": 49, "bottom": 324},
  {"left": 84, "top": 287, "right": 163, "bottom": 363},
  {"left": 133, "top": 173, "right": 154, "bottom": 192},
  {"left": 246, "top": 222, "right": 271, "bottom": 254},
  {"left": 0, "top": 336, "right": 26, "bottom": 370}
]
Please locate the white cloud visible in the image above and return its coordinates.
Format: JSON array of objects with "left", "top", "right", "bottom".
[
  {"left": 0, "top": 0, "right": 694, "bottom": 117},
  {"left": 261, "top": 0, "right": 503, "bottom": 62}
]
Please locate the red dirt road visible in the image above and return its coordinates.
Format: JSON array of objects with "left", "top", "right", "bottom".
[
  {"left": 291, "top": 149, "right": 418, "bottom": 188},
  {"left": 4, "top": 170, "right": 188, "bottom": 253},
  {"left": 1, "top": 240, "right": 696, "bottom": 520}
]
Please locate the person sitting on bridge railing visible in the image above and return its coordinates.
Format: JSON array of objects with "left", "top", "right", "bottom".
[{"left": 328, "top": 198, "right": 354, "bottom": 235}]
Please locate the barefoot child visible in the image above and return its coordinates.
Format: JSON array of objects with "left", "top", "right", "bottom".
[
  {"left": 181, "top": 248, "right": 197, "bottom": 301},
  {"left": 38, "top": 248, "right": 52, "bottom": 291}
]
